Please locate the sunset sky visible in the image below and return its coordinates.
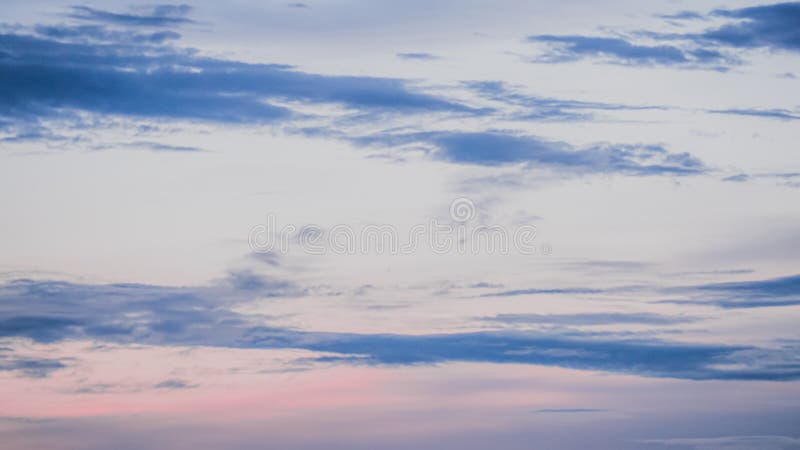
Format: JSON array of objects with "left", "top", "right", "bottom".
[{"left": 1, "top": 1, "right": 799, "bottom": 449}]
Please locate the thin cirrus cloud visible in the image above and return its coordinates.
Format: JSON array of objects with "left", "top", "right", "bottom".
[
  {"left": 464, "top": 80, "right": 666, "bottom": 122},
  {"left": 638, "top": 435, "right": 800, "bottom": 450},
  {"left": 353, "top": 130, "right": 707, "bottom": 175},
  {"left": 532, "top": 408, "right": 610, "bottom": 414},
  {"left": 153, "top": 379, "right": 197, "bottom": 390},
  {"left": 709, "top": 108, "right": 800, "bottom": 121},
  {"left": 528, "top": 35, "right": 730, "bottom": 67},
  {"left": 528, "top": 2, "right": 800, "bottom": 68},
  {"left": 67, "top": 4, "right": 196, "bottom": 27},
  {"left": 479, "top": 287, "right": 606, "bottom": 297},
  {"left": 482, "top": 313, "right": 698, "bottom": 326},
  {"left": 692, "top": 274, "right": 800, "bottom": 308},
  {"left": 33, "top": 24, "right": 182, "bottom": 44},
  {"left": 1, "top": 275, "right": 800, "bottom": 381},
  {"left": 396, "top": 52, "right": 440, "bottom": 60},
  {"left": 658, "top": 274, "right": 800, "bottom": 308},
  {"left": 722, "top": 172, "right": 800, "bottom": 187}
]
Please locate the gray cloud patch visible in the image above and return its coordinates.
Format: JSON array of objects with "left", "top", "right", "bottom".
[{"left": 0, "top": 352, "right": 68, "bottom": 378}]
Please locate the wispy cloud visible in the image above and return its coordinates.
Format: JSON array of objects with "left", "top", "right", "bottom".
[
  {"left": 532, "top": 408, "right": 609, "bottom": 414},
  {"left": 639, "top": 435, "right": 800, "bottom": 450},
  {"left": 0, "top": 27, "right": 474, "bottom": 137},
  {"left": 483, "top": 313, "right": 698, "bottom": 326},
  {"left": 397, "top": 52, "right": 440, "bottom": 60},
  {"left": 353, "top": 131, "right": 706, "bottom": 175},
  {"left": 154, "top": 379, "right": 197, "bottom": 390},
  {"left": 710, "top": 108, "right": 800, "bottom": 121},
  {"left": 528, "top": 35, "right": 726, "bottom": 67},
  {"left": 528, "top": 2, "right": 800, "bottom": 69},
  {"left": 0, "top": 350, "right": 68, "bottom": 378},
  {"left": 1, "top": 277, "right": 798, "bottom": 381},
  {"left": 464, "top": 80, "right": 665, "bottom": 121},
  {"left": 67, "top": 4, "right": 196, "bottom": 28}
]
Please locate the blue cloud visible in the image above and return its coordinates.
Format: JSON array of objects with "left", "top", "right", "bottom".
[
  {"left": 464, "top": 81, "right": 664, "bottom": 121},
  {"left": 693, "top": 274, "right": 800, "bottom": 308},
  {"left": 721, "top": 172, "right": 800, "bottom": 187},
  {"left": 710, "top": 108, "right": 800, "bottom": 121},
  {"left": 0, "top": 316, "right": 82, "bottom": 343},
  {"left": 656, "top": 11, "right": 705, "bottom": 21},
  {"left": 291, "top": 330, "right": 798, "bottom": 381},
  {"left": 528, "top": 2, "right": 800, "bottom": 68},
  {"left": 483, "top": 313, "right": 697, "bottom": 326},
  {"left": 34, "top": 24, "right": 181, "bottom": 44},
  {"left": 705, "top": 2, "right": 800, "bottom": 51},
  {"left": 480, "top": 287, "right": 605, "bottom": 297},
  {"left": 1, "top": 277, "right": 798, "bottom": 381},
  {"left": 154, "top": 379, "right": 197, "bottom": 389},
  {"left": 528, "top": 36, "right": 708, "bottom": 66},
  {"left": 723, "top": 174, "right": 751, "bottom": 183},
  {"left": 67, "top": 4, "right": 195, "bottom": 28},
  {"left": 640, "top": 435, "right": 800, "bottom": 449},
  {"left": 0, "top": 350, "right": 68, "bottom": 378},
  {"left": 354, "top": 131, "right": 706, "bottom": 175},
  {"left": 532, "top": 408, "right": 609, "bottom": 414},
  {"left": 397, "top": 52, "right": 440, "bottom": 60},
  {"left": 0, "top": 28, "right": 475, "bottom": 138}
]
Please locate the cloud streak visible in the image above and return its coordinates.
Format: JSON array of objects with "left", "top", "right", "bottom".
[
  {"left": 67, "top": 4, "right": 196, "bottom": 28},
  {"left": 1, "top": 276, "right": 798, "bottom": 381},
  {"left": 528, "top": 2, "right": 800, "bottom": 69},
  {"left": 354, "top": 130, "right": 706, "bottom": 175}
]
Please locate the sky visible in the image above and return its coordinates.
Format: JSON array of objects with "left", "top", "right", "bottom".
[{"left": 0, "top": 1, "right": 799, "bottom": 449}]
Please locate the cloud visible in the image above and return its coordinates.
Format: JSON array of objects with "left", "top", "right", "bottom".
[
  {"left": 721, "top": 172, "right": 800, "bottom": 187},
  {"left": 723, "top": 174, "right": 750, "bottom": 183},
  {"left": 154, "top": 379, "right": 197, "bottom": 389},
  {"left": 355, "top": 131, "right": 706, "bottom": 175},
  {"left": 0, "top": 316, "right": 82, "bottom": 343},
  {"left": 709, "top": 108, "right": 800, "bottom": 121},
  {"left": 528, "top": 35, "right": 722, "bottom": 66},
  {"left": 639, "top": 435, "right": 800, "bottom": 450},
  {"left": 34, "top": 24, "right": 181, "bottom": 44},
  {"left": 528, "top": 2, "right": 800, "bottom": 69},
  {"left": 659, "top": 273, "right": 800, "bottom": 308},
  {"left": 483, "top": 313, "right": 697, "bottom": 326},
  {"left": 0, "top": 351, "right": 68, "bottom": 378},
  {"left": 464, "top": 80, "right": 664, "bottom": 121},
  {"left": 0, "top": 272, "right": 304, "bottom": 346},
  {"left": 704, "top": 3, "right": 800, "bottom": 52},
  {"left": 1, "top": 8, "right": 709, "bottom": 182},
  {"left": 1, "top": 277, "right": 798, "bottom": 381},
  {"left": 657, "top": 11, "right": 705, "bottom": 21},
  {"left": 0, "top": 26, "right": 475, "bottom": 138},
  {"left": 91, "top": 141, "right": 205, "bottom": 152},
  {"left": 67, "top": 4, "right": 195, "bottom": 28},
  {"left": 692, "top": 274, "right": 800, "bottom": 308},
  {"left": 289, "top": 330, "right": 799, "bottom": 381},
  {"left": 479, "top": 287, "right": 605, "bottom": 297},
  {"left": 532, "top": 408, "right": 609, "bottom": 414},
  {"left": 396, "top": 52, "right": 440, "bottom": 60}
]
